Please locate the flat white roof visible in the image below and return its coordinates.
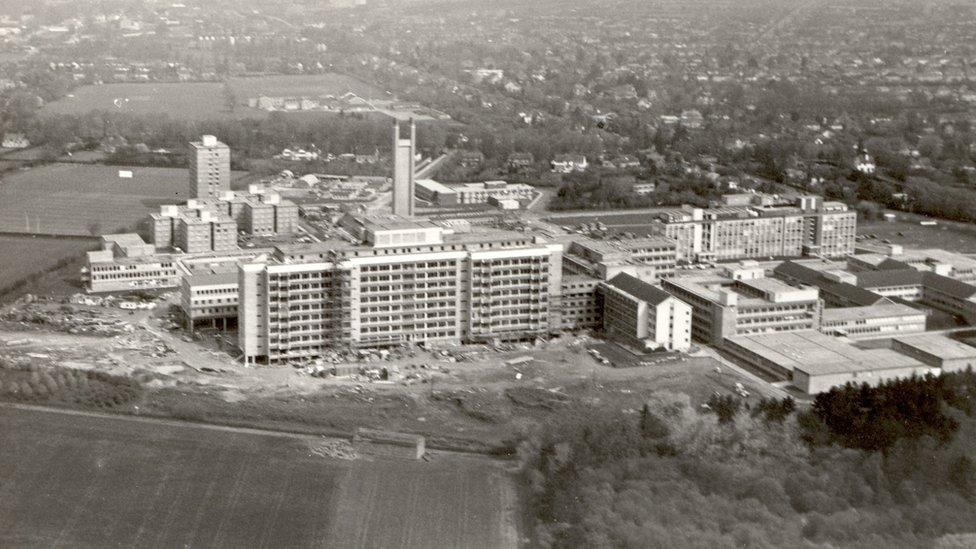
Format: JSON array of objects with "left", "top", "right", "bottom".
[
  {"left": 821, "top": 303, "right": 926, "bottom": 323},
  {"left": 893, "top": 334, "right": 976, "bottom": 360},
  {"left": 727, "top": 331, "right": 927, "bottom": 376}
]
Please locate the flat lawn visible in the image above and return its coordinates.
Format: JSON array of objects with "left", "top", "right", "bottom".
[
  {"left": 42, "top": 74, "right": 383, "bottom": 121},
  {"left": 228, "top": 74, "right": 382, "bottom": 99},
  {"left": 860, "top": 219, "right": 976, "bottom": 253},
  {"left": 0, "top": 163, "right": 244, "bottom": 236},
  {"left": 0, "top": 406, "right": 518, "bottom": 549},
  {"left": 0, "top": 236, "right": 95, "bottom": 292}
]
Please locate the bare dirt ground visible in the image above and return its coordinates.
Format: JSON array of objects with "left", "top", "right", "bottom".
[{"left": 0, "top": 291, "right": 777, "bottom": 453}]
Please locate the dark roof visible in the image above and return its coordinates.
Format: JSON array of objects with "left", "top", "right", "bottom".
[
  {"left": 774, "top": 261, "right": 885, "bottom": 306},
  {"left": 923, "top": 272, "right": 976, "bottom": 299},
  {"left": 876, "top": 258, "right": 915, "bottom": 271},
  {"left": 856, "top": 269, "right": 925, "bottom": 289},
  {"left": 605, "top": 273, "right": 672, "bottom": 305}
]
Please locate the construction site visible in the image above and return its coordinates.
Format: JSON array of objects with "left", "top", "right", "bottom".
[{"left": 0, "top": 287, "right": 773, "bottom": 453}]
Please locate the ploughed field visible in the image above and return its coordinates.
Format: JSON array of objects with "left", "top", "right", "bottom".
[{"left": 0, "top": 406, "right": 517, "bottom": 549}]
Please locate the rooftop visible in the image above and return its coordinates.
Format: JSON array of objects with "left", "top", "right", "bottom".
[
  {"left": 821, "top": 303, "right": 925, "bottom": 323},
  {"left": 775, "top": 261, "right": 886, "bottom": 306},
  {"left": 605, "top": 273, "right": 672, "bottom": 305},
  {"left": 185, "top": 271, "right": 238, "bottom": 287},
  {"left": 102, "top": 233, "right": 147, "bottom": 247},
  {"left": 855, "top": 269, "right": 925, "bottom": 288},
  {"left": 727, "top": 330, "right": 927, "bottom": 376},
  {"left": 893, "top": 334, "right": 976, "bottom": 360}
]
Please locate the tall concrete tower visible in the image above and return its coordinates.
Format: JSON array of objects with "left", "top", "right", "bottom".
[
  {"left": 392, "top": 119, "right": 416, "bottom": 218},
  {"left": 188, "top": 135, "right": 231, "bottom": 199}
]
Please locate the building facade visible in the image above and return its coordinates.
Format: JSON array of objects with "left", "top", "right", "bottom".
[
  {"left": 188, "top": 135, "right": 231, "bottom": 199},
  {"left": 238, "top": 218, "right": 564, "bottom": 364},
  {"left": 662, "top": 268, "right": 821, "bottom": 345},
  {"left": 601, "top": 273, "right": 692, "bottom": 351},
  {"left": 86, "top": 234, "right": 179, "bottom": 293},
  {"left": 560, "top": 275, "right": 603, "bottom": 330},
  {"left": 649, "top": 196, "right": 856, "bottom": 262}
]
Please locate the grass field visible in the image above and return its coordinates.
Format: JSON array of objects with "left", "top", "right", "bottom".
[
  {"left": 0, "top": 406, "right": 518, "bottom": 549},
  {"left": 860, "top": 218, "right": 976, "bottom": 253},
  {"left": 0, "top": 163, "right": 243, "bottom": 236},
  {"left": 42, "top": 74, "right": 384, "bottom": 121},
  {"left": 0, "top": 236, "right": 95, "bottom": 293}
]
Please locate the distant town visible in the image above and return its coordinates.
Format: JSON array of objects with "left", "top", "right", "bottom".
[{"left": 2, "top": 1, "right": 976, "bottom": 547}]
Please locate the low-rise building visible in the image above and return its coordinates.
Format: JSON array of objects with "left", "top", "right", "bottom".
[
  {"left": 86, "top": 234, "right": 179, "bottom": 293},
  {"left": 601, "top": 273, "right": 692, "bottom": 351},
  {"left": 774, "top": 260, "right": 888, "bottom": 307},
  {"left": 850, "top": 245, "right": 976, "bottom": 282},
  {"left": 562, "top": 236, "right": 677, "bottom": 281},
  {"left": 662, "top": 267, "right": 821, "bottom": 345},
  {"left": 415, "top": 179, "right": 535, "bottom": 206},
  {"left": 723, "top": 330, "right": 933, "bottom": 394},
  {"left": 551, "top": 154, "right": 588, "bottom": 173},
  {"left": 819, "top": 303, "right": 927, "bottom": 339},
  {"left": 180, "top": 272, "right": 239, "bottom": 330},
  {"left": 891, "top": 334, "right": 976, "bottom": 373}
]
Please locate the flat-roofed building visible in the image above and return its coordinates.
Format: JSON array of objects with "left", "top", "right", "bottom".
[
  {"left": 774, "top": 260, "right": 888, "bottom": 307},
  {"left": 646, "top": 196, "right": 855, "bottom": 262},
  {"left": 919, "top": 273, "right": 976, "bottom": 324},
  {"left": 561, "top": 236, "right": 677, "bottom": 281},
  {"left": 416, "top": 179, "right": 535, "bottom": 207},
  {"left": 238, "top": 216, "right": 564, "bottom": 364},
  {"left": 891, "top": 334, "right": 976, "bottom": 373},
  {"left": 819, "top": 303, "right": 927, "bottom": 339},
  {"left": 855, "top": 269, "right": 925, "bottom": 301},
  {"left": 188, "top": 135, "right": 231, "bottom": 199},
  {"left": 180, "top": 272, "right": 239, "bottom": 330},
  {"left": 601, "top": 273, "right": 692, "bottom": 351},
  {"left": 723, "top": 330, "right": 934, "bottom": 394},
  {"left": 850, "top": 244, "right": 976, "bottom": 282},
  {"left": 86, "top": 234, "right": 180, "bottom": 293},
  {"left": 662, "top": 267, "right": 821, "bottom": 345},
  {"left": 152, "top": 202, "right": 238, "bottom": 254},
  {"left": 240, "top": 192, "right": 299, "bottom": 236},
  {"left": 560, "top": 275, "right": 602, "bottom": 330}
]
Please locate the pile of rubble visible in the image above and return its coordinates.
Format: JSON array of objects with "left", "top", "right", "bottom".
[
  {"left": 308, "top": 438, "right": 358, "bottom": 460},
  {"left": 1, "top": 304, "right": 135, "bottom": 337}
]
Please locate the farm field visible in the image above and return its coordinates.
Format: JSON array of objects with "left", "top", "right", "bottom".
[
  {"left": 42, "top": 74, "right": 385, "bottom": 121},
  {"left": 0, "top": 235, "right": 95, "bottom": 293},
  {"left": 0, "top": 163, "right": 245, "bottom": 236},
  {"left": 0, "top": 406, "right": 519, "bottom": 549}
]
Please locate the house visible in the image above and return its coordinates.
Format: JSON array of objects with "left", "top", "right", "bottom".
[
  {"left": 458, "top": 151, "right": 485, "bottom": 169},
  {"left": 277, "top": 148, "right": 319, "bottom": 162},
  {"left": 854, "top": 153, "right": 876, "bottom": 175},
  {"left": 551, "top": 154, "right": 588, "bottom": 174},
  {"left": 507, "top": 152, "right": 534, "bottom": 171},
  {"left": 680, "top": 109, "right": 704, "bottom": 129}
]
